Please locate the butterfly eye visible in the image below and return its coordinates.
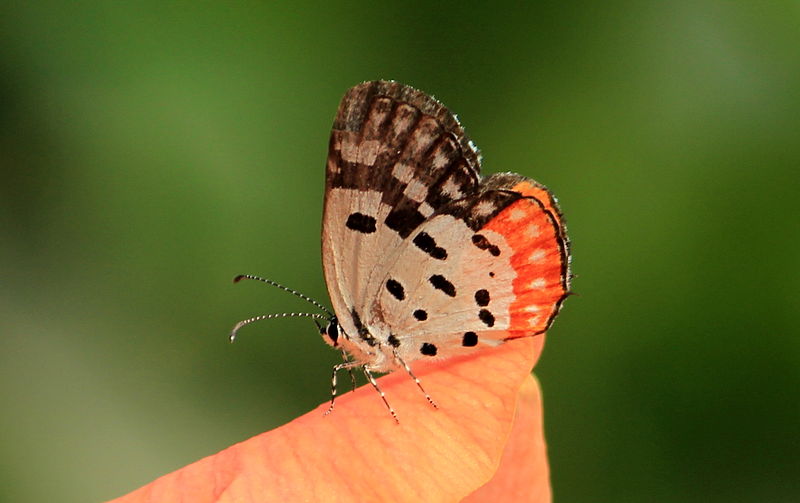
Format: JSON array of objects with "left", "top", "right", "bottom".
[{"left": 325, "top": 318, "right": 340, "bottom": 346}]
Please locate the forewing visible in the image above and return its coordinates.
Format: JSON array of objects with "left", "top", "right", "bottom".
[
  {"left": 322, "top": 81, "right": 482, "bottom": 337},
  {"left": 364, "top": 173, "right": 571, "bottom": 364}
]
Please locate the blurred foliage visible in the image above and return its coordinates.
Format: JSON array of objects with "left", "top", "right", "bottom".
[{"left": 2, "top": 1, "right": 799, "bottom": 501}]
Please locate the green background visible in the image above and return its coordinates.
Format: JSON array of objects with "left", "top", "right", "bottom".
[{"left": 2, "top": 2, "right": 799, "bottom": 501}]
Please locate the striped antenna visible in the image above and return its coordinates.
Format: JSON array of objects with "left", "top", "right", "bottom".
[
  {"left": 233, "top": 274, "right": 333, "bottom": 317},
  {"left": 230, "top": 312, "right": 329, "bottom": 342}
]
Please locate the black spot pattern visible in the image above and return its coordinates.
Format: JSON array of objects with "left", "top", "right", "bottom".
[
  {"left": 387, "top": 334, "right": 401, "bottom": 347},
  {"left": 462, "top": 331, "right": 478, "bottom": 347},
  {"left": 345, "top": 212, "right": 377, "bottom": 233},
  {"left": 475, "top": 289, "right": 490, "bottom": 306},
  {"left": 413, "top": 232, "right": 447, "bottom": 260},
  {"left": 429, "top": 274, "right": 456, "bottom": 297},
  {"left": 420, "top": 342, "right": 438, "bottom": 356},
  {"left": 386, "top": 279, "right": 405, "bottom": 300},
  {"left": 478, "top": 309, "right": 495, "bottom": 327},
  {"left": 385, "top": 207, "right": 426, "bottom": 239},
  {"left": 489, "top": 271, "right": 495, "bottom": 277},
  {"left": 472, "top": 234, "right": 500, "bottom": 256},
  {"left": 413, "top": 309, "right": 428, "bottom": 321}
]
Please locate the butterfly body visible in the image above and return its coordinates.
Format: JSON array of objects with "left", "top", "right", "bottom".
[{"left": 321, "top": 81, "right": 571, "bottom": 375}]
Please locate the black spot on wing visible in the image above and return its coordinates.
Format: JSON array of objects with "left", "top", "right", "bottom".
[
  {"left": 387, "top": 334, "right": 401, "bottom": 347},
  {"left": 345, "top": 212, "right": 377, "bottom": 233},
  {"left": 386, "top": 279, "right": 405, "bottom": 301},
  {"left": 478, "top": 309, "right": 495, "bottom": 327},
  {"left": 413, "top": 231, "right": 447, "bottom": 260},
  {"left": 429, "top": 274, "right": 456, "bottom": 297},
  {"left": 385, "top": 207, "right": 426, "bottom": 239},
  {"left": 462, "top": 331, "right": 478, "bottom": 347},
  {"left": 420, "top": 342, "right": 438, "bottom": 356},
  {"left": 413, "top": 309, "right": 428, "bottom": 321},
  {"left": 475, "top": 289, "right": 490, "bottom": 306},
  {"left": 472, "top": 234, "right": 501, "bottom": 256}
]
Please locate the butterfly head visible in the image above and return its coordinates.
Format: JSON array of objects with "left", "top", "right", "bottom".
[{"left": 320, "top": 316, "right": 340, "bottom": 347}]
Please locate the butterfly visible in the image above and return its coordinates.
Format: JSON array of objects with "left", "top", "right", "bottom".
[{"left": 231, "top": 81, "right": 571, "bottom": 421}]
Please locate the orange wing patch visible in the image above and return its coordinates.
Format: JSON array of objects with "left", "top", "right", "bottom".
[
  {"left": 483, "top": 187, "right": 570, "bottom": 339},
  {"left": 511, "top": 180, "right": 565, "bottom": 229}
]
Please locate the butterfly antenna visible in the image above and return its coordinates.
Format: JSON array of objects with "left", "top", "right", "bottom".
[
  {"left": 230, "top": 312, "right": 329, "bottom": 343},
  {"left": 233, "top": 274, "right": 333, "bottom": 317}
]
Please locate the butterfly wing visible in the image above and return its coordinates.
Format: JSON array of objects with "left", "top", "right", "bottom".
[
  {"left": 322, "top": 81, "right": 482, "bottom": 340},
  {"left": 363, "top": 173, "right": 571, "bottom": 364}
]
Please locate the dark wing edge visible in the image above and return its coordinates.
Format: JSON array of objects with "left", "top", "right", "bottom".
[
  {"left": 332, "top": 80, "right": 481, "bottom": 169},
  {"left": 325, "top": 81, "right": 483, "bottom": 239}
]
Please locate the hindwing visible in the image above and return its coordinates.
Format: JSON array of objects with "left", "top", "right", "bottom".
[{"left": 363, "top": 174, "right": 571, "bottom": 364}]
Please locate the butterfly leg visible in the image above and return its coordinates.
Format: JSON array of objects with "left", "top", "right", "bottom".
[
  {"left": 341, "top": 349, "right": 357, "bottom": 392},
  {"left": 324, "top": 360, "right": 360, "bottom": 417},
  {"left": 393, "top": 352, "right": 438, "bottom": 409},
  {"left": 363, "top": 366, "right": 399, "bottom": 423}
]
